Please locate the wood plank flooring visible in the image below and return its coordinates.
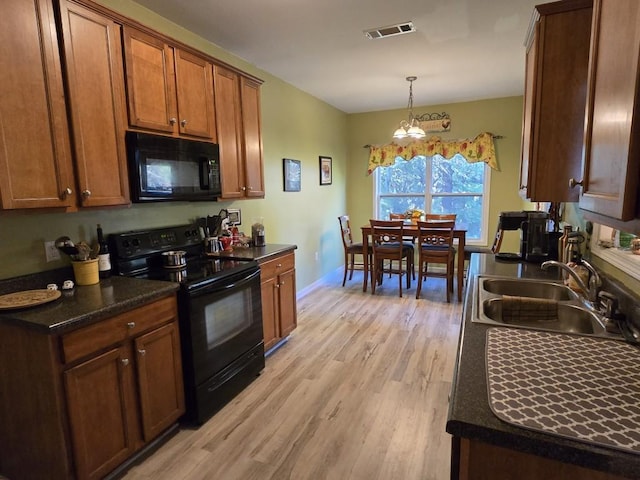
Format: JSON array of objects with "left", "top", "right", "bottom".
[{"left": 123, "top": 270, "right": 463, "bottom": 480}]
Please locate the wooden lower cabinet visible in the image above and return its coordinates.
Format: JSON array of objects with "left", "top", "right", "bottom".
[
  {"left": 0, "top": 294, "right": 184, "bottom": 480},
  {"left": 259, "top": 251, "right": 297, "bottom": 351},
  {"left": 454, "top": 437, "right": 629, "bottom": 480},
  {"left": 64, "top": 346, "right": 139, "bottom": 480}
]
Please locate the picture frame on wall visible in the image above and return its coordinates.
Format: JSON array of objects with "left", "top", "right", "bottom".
[
  {"left": 319, "top": 156, "right": 332, "bottom": 185},
  {"left": 283, "top": 158, "right": 301, "bottom": 191}
]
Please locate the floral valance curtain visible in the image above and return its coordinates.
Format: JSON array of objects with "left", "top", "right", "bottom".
[{"left": 367, "top": 131, "right": 498, "bottom": 174}]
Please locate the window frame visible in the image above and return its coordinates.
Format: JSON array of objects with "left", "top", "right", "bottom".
[
  {"left": 372, "top": 154, "right": 491, "bottom": 245},
  {"left": 590, "top": 223, "right": 640, "bottom": 281}
]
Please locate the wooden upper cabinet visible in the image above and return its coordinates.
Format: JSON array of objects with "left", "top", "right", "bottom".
[
  {"left": 122, "top": 27, "right": 177, "bottom": 134},
  {"left": 214, "top": 66, "right": 265, "bottom": 199},
  {"left": 214, "top": 66, "right": 244, "bottom": 198},
  {"left": 519, "top": 0, "right": 593, "bottom": 202},
  {"left": 58, "top": 0, "right": 130, "bottom": 207},
  {"left": 123, "top": 26, "right": 216, "bottom": 141},
  {"left": 241, "top": 77, "right": 265, "bottom": 197},
  {"left": 174, "top": 49, "right": 216, "bottom": 139},
  {"left": 0, "top": 0, "right": 75, "bottom": 209},
  {"left": 579, "top": 0, "right": 640, "bottom": 221}
]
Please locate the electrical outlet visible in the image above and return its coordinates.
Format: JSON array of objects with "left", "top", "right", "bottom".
[
  {"left": 315, "top": 251, "right": 319, "bottom": 261},
  {"left": 44, "top": 241, "right": 61, "bottom": 262}
]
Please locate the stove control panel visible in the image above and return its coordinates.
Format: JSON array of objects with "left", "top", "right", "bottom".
[{"left": 109, "top": 224, "right": 202, "bottom": 261}]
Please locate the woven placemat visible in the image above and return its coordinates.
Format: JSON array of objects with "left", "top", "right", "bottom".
[{"left": 486, "top": 327, "right": 640, "bottom": 454}]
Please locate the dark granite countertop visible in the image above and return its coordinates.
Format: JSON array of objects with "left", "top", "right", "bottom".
[
  {"left": 446, "top": 254, "right": 640, "bottom": 478},
  {"left": 0, "top": 268, "right": 178, "bottom": 334},
  {"left": 207, "top": 243, "right": 297, "bottom": 262}
]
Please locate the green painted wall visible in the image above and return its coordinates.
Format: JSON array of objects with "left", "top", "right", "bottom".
[{"left": 345, "top": 96, "right": 532, "bottom": 253}]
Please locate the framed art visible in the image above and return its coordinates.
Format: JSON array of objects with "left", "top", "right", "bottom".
[
  {"left": 283, "top": 158, "right": 301, "bottom": 191},
  {"left": 319, "top": 156, "right": 332, "bottom": 185}
]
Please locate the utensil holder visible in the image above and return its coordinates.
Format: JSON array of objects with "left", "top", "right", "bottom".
[{"left": 71, "top": 259, "right": 99, "bottom": 286}]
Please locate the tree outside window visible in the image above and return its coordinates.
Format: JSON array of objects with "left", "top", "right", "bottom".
[{"left": 375, "top": 153, "right": 489, "bottom": 241}]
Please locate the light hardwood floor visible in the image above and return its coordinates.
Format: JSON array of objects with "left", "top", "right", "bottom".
[{"left": 123, "top": 270, "right": 463, "bottom": 480}]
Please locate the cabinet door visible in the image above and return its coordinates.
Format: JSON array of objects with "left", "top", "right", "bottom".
[
  {"left": 0, "top": 0, "right": 75, "bottom": 209},
  {"left": 215, "top": 66, "right": 245, "bottom": 198},
  {"left": 122, "top": 27, "right": 177, "bottom": 134},
  {"left": 580, "top": 0, "right": 640, "bottom": 220},
  {"left": 519, "top": 28, "right": 537, "bottom": 198},
  {"left": 58, "top": 0, "right": 130, "bottom": 207},
  {"left": 520, "top": 1, "right": 592, "bottom": 202},
  {"left": 174, "top": 49, "right": 216, "bottom": 140},
  {"left": 261, "top": 275, "right": 280, "bottom": 351},
  {"left": 278, "top": 268, "right": 297, "bottom": 338},
  {"left": 241, "top": 77, "right": 265, "bottom": 197},
  {"left": 135, "top": 322, "right": 185, "bottom": 441},
  {"left": 64, "top": 346, "right": 138, "bottom": 480}
]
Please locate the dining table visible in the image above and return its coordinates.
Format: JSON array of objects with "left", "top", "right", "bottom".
[{"left": 361, "top": 222, "right": 467, "bottom": 301}]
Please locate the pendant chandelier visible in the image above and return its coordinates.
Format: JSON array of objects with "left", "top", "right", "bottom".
[{"left": 393, "top": 76, "right": 426, "bottom": 140}]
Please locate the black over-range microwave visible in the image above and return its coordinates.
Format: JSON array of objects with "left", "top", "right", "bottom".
[{"left": 126, "top": 132, "right": 221, "bottom": 202}]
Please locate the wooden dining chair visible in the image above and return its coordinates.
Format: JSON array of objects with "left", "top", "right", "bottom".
[
  {"left": 338, "top": 215, "right": 372, "bottom": 286},
  {"left": 388, "top": 213, "right": 417, "bottom": 278},
  {"left": 415, "top": 220, "right": 456, "bottom": 302},
  {"left": 369, "top": 219, "right": 414, "bottom": 297},
  {"left": 424, "top": 213, "right": 457, "bottom": 222}
]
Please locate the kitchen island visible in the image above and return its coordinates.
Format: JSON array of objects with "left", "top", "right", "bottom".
[{"left": 447, "top": 254, "right": 640, "bottom": 479}]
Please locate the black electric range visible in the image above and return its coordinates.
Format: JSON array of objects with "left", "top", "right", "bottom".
[{"left": 109, "top": 224, "right": 265, "bottom": 425}]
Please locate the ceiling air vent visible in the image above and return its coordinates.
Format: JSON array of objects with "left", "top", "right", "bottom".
[{"left": 364, "top": 21, "right": 416, "bottom": 40}]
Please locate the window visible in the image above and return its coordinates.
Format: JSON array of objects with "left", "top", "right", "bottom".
[
  {"left": 591, "top": 224, "right": 640, "bottom": 281},
  {"left": 374, "top": 153, "right": 490, "bottom": 242}
]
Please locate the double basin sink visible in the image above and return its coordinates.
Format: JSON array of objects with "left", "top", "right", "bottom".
[{"left": 472, "top": 275, "right": 616, "bottom": 338}]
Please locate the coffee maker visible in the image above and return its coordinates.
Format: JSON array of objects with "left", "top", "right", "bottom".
[{"left": 498, "top": 211, "right": 549, "bottom": 262}]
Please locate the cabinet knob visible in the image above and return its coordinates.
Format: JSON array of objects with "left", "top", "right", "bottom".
[
  {"left": 61, "top": 187, "right": 73, "bottom": 199},
  {"left": 138, "top": 349, "right": 146, "bottom": 356},
  {"left": 275, "top": 283, "right": 280, "bottom": 289},
  {"left": 276, "top": 263, "right": 282, "bottom": 268},
  {"left": 241, "top": 186, "right": 246, "bottom": 191},
  {"left": 127, "top": 321, "right": 135, "bottom": 329},
  {"left": 247, "top": 186, "right": 252, "bottom": 191},
  {"left": 180, "top": 119, "right": 188, "bottom": 127},
  {"left": 169, "top": 117, "right": 177, "bottom": 125},
  {"left": 569, "top": 178, "right": 584, "bottom": 189},
  {"left": 81, "top": 189, "right": 91, "bottom": 198},
  {"left": 121, "top": 358, "right": 129, "bottom": 366}
]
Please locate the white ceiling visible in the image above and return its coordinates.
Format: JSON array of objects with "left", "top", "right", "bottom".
[{"left": 132, "top": 0, "right": 540, "bottom": 114}]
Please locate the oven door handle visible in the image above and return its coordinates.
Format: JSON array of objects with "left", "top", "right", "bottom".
[{"left": 189, "top": 267, "right": 261, "bottom": 295}]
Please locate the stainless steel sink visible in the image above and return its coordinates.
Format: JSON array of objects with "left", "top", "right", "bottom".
[
  {"left": 482, "top": 298, "right": 600, "bottom": 334},
  {"left": 481, "top": 278, "right": 576, "bottom": 301},
  {"left": 472, "top": 275, "right": 615, "bottom": 338}
]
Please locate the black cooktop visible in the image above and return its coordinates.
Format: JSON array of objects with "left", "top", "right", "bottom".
[
  {"left": 109, "top": 224, "right": 258, "bottom": 290},
  {"left": 137, "top": 256, "right": 258, "bottom": 288}
]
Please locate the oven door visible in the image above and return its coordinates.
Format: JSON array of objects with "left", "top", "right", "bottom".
[{"left": 179, "top": 266, "right": 263, "bottom": 387}]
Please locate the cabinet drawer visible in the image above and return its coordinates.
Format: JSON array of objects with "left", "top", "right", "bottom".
[
  {"left": 259, "top": 252, "right": 295, "bottom": 281},
  {"left": 61, "top": 295, "right": 177, "bottom": 364}
]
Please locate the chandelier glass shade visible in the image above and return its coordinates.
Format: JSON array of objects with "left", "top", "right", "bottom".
[{"left": 393, "top": 76, "right": 426, "bottom": 140}]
